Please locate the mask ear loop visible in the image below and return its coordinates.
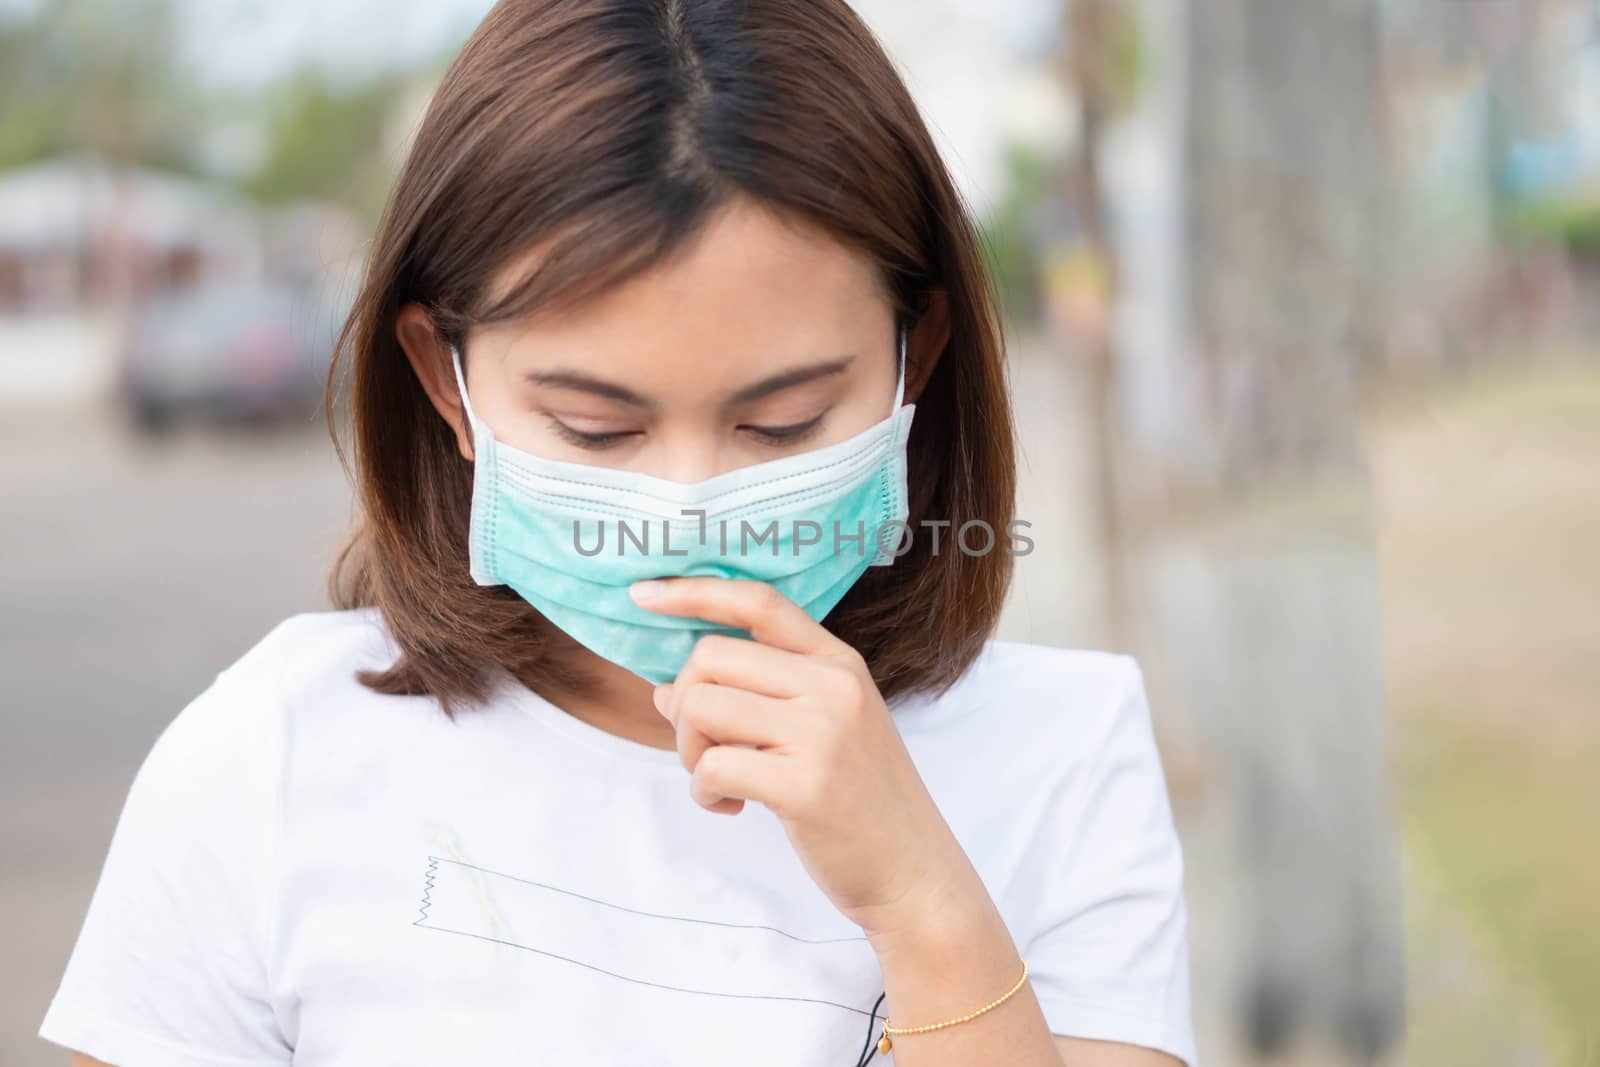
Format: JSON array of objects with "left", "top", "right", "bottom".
[
  {"left": 448, "top": 342, "right": 481, "bottom": 445},
  {"left": 892, "top": 323, "right": 908, "bottom": 415}
]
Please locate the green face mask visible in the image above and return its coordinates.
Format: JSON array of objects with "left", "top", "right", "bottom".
[{"left": 449, "top": 330, "right": 915, "bottom": 683}]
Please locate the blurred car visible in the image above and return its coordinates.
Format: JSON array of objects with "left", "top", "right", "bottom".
[{"left": 116, "top": 277, "right": 343, "bottom": 433}]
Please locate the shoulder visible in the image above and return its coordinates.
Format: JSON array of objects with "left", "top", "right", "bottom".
[
  {"left": 895, "top": 639, "right": 1150, "bottom": 760},
  {"left": 927, "top": 646, "right": 1195, "bottom": 1065},
  {"left": 892, "top": 639, "right": 1168, "bottom": 851},
  {"left": 197, "top": 605, "right": 402, "bottom": 737},
  {"left": 95, "top": 608, "right": 412, "bottom": 898},
  {"left": 141, "top": 607, "right": 404, "bottom": 795},
  {"left": 30, "top": 614, "right": 386, "bottom": 1064},
  {"left": 215, "top": 605, "right": 397, "bottom": 703},
  {"left": 963, "top": 640, "right": 1141, "bottom": 705}
]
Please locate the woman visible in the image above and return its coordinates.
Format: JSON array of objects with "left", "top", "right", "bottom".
[{"left": 41, "top": 2, "right": 1196, "bottom": 1064}]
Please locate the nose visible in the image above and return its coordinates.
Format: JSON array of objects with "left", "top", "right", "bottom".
[{"left": 641, "top": 430, "right": 739, "bottom": 484}]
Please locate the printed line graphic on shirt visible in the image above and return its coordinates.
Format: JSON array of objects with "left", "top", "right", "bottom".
[{"left": 413, "top": 855, "right": 886, "bottom": 1018}]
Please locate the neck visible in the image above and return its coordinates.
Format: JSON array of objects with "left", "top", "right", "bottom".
[{"left": 533, "top": 647, "right": 678, "bottom": 753}]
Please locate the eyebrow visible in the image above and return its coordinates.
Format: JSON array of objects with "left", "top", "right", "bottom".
[
  {"left": 523, "top": 355, "right": 856, "bottom": 407},
  {"left": 522, "top": 371, "right": 650, "bottom": 406}
]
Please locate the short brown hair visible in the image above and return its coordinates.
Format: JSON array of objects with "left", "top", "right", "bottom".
[{"left": 327, "top": 0, "right": 1017, "bottom": 715}]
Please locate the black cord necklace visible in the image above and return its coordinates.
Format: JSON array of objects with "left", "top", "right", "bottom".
[{"left": 854, "top": 990, "right": 889, "bottom": 1066}]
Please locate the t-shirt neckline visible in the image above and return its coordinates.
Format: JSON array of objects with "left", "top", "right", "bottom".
[
  {"left": 491, "top": 671, "right": 688, "bottom": 769},
  {"left": 489, "top": 665, "right": 966, "bottom": 769}
]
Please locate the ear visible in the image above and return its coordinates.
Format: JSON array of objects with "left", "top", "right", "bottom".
[
  {"left": 395, "top": 303, "right": 474, "bottom": 463},
  {"left": 904, "top": 287, "right": 950, "bottom": 405}
]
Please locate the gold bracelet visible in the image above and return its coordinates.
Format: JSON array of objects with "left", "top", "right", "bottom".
[{"left": 877, "top": 958, "right": 1029, "bottom": 1054}]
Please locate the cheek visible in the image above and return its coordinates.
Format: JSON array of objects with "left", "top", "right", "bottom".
[
  {"left": 810, "top": 375, "right": 900, "bottom": 450},
  {"left": 475, "top": 398, "right": 594, "bottom": 462},
  {"left": 474, "top": 394, "right": 549, "bottom": 455},
  {"left": 825, "top": 395, "right": 889, "bottom": 444}
]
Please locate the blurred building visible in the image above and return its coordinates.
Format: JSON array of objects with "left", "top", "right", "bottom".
[
  {"left": 0, "top": 156, "right": 362, "bottom": 410},
  {"left": 0, "top": 157, "right": 260, "bottom": 406}
]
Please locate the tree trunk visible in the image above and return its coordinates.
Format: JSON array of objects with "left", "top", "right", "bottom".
[{"left": 1131, "top": 0, "right": 1407, "bottom": 1061}]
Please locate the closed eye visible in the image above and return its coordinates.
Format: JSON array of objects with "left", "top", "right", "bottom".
[
  {"left": 545, "top": 412, "right": 830, "bottom": 450},
  {"left": 544, "top": 416, "right": 639, "bottom": 450},
  {"left": 740, "top": 412, "right": 827, "bottom": 446}
]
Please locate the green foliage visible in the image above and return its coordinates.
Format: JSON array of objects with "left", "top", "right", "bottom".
[
  {"left": 978, "top": 139, "right": 1060, "bottom": 324},
  {"left": 1390, "top": 362, "right": 1600, "bottom": 1067},
  {"left": 0, "top": 0, "right": 194, "bottom": 172},
  {"left": 1403, "top": 720, "right": 1600, "bottom": 1067},
  {"left": 1506, "top": 195, "right": 1600, "bottom": 263},
  {"left": 245, "top": 69, "right": 401, "bottom": 220},
  {"left": 0, "top": 0, "right": 413, "bottom": 219},
  {"left": 1559, "top": 206, "right": 1600, "bottom": 262}
]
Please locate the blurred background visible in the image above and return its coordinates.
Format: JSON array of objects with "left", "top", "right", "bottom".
[{"left": 2, "top": 0, "right": 1596, "bottom": 1064}]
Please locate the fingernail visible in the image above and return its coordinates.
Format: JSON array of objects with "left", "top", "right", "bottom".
[
  {"left": 652, "top": 683, "right": 674, "bottom": 718},
  {"left": 631, "top": 579, "right": 665, "bottom": 603}
]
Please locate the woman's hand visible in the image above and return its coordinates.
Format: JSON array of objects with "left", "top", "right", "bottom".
[
  {"left": 630, "top": 577, "right": 1106, "bottom": 1066},
  {"left": 629, "top": 576, "right": 983, "bottom": 941}
]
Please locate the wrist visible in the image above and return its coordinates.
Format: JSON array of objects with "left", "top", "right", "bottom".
[
  {"left": 865, "top": 873, "right": 1028, "bottom": 1052},
  {"left": 863, "top": 864, "right": 1005, "bottom": 964}
]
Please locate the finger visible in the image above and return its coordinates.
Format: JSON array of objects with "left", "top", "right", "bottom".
[
  {"left": 675, "top": 633, "right": 818, "bottom": 700},
  {"left": 669, "top": 681, "right": 790, "bottom": 753},
  {"left": 690, "top": 742, "right": 789, "bottom": 813},
  {"left": 653, "top": 683, "right": 783, "bottom": 809},
  {"left": 697, "top": 792, "right": 746, "bottom": 816},
  {"left": 629, "top": 577, "right": 846, "bottom": 656}
]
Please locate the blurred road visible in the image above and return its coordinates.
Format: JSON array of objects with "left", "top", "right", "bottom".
[{"left": 1, "top": 404, "right": 355, "bottom": 1065}]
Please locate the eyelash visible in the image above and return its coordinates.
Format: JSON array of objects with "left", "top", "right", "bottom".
[
  {"left": 545, "top": 418, "right": 635, "bottom": 450},
  {"left": 742, "top": 413, "right": 826, "bottom": 446},
  {"left": 543, "top": 413, "right": 828, "bottom": 451}
]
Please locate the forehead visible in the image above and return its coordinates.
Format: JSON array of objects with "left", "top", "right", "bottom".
[{"left": 478, "top": 198, "right": 893, "bottom": 387}]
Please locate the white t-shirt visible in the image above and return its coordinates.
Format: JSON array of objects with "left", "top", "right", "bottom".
[{"left": 39, "top": 607, "right": 1197, "bottom": 1067}]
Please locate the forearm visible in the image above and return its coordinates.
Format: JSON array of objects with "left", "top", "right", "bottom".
[{"left": 864, "top": 858, "right": 1060, "bottom": 1066}]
